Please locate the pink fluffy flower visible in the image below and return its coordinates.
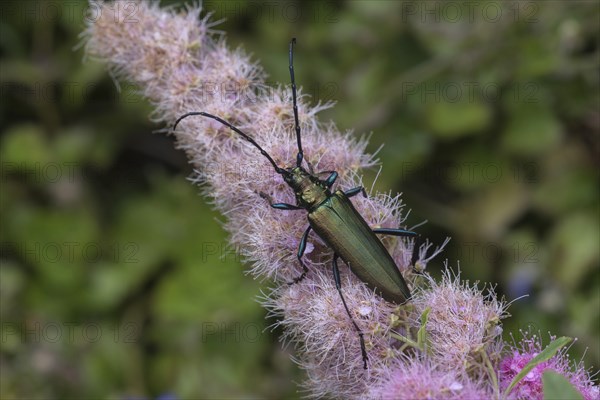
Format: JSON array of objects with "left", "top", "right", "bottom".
[
  {"left": 82, "top": 2, "right": 432, "bottom": 397},
  {"left": 368, "top": 359, "right": 491, "bottom": 400},
  {"left": 410, "top": 268, "right": 507, "bottom": 381},
  {"left": 499, "top": 333, "right": 599, "bottom": 400}
]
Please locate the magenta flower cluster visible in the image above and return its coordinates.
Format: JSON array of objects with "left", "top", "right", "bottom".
[
  {"left": 82, "top": 2, "right": 597, "bottom": 398},
  {"left": 499, "top": 334, "right": 598, "bottom": 400}
]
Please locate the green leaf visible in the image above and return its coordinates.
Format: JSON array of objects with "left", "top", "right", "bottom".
[
  {"left": 0, "top": 124, "right": 51, "bottom": 169},
  {"left": 501, "top": 103, "right": 562, "bottom": 156},
  {"left": 427, "top": 100, "right": 492, "bottom": 139},
  {"left": 550, "top": 212, "right": 600, "bottom": 289},
  {"left": 542, "top": 370, "right": 584, "bottom": 400},
  {"left": 503, "top": 337, "right": 572, "bottom": 398},
  {"left": 417, "top": 307, "right": 430, "bottom": 349},
  {"left": 52, "top": 127, "right": 96, "bottom": 164},
  {"left": 515, "top": 38, "right": 559, "bottom": 79}
]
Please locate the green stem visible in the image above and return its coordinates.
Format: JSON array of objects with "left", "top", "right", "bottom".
[
  {"left": 390, "top": 332, "right": 419, "bottom": 349},
  {"left": 480, "top": 348, "right": 499, "bottom": 399}
]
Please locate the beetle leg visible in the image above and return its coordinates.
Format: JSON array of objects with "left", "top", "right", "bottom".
[
  {"left": 344, "top": 186, "right": 367, "bottom": 198},
  {"left": 259, "top": 192, "right": 303, "bottom": 211},
  {"left": 372, "top": 228, "right": 417, "bottom": 237},
  {"left": 271, "top": 203, "right": 303, "bottom": 211},
  {"left": 323, "top": 171, "right": 338, "bottom": 188},
  {"left": 287, "top": 226, "right": 312, "bottom": 285},
  {"left": 314, "top": 170, "right": 338, "bottom": 188},
  {"left": 332, "top": 255, "right": 369, "bottom": 369}
]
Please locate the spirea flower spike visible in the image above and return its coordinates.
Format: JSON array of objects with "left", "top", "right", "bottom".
[{"left": 83, "top": 2, "right": 597, "bottom": 398}]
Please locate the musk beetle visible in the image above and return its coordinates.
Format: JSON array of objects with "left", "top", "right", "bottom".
[{"left": 174, "top": 39, "right": 417, "bottom": 369}]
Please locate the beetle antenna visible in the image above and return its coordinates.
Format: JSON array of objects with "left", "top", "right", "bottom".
[
  {"left": 289, "top": 38, "right": 304, "bottom": 168},
  {"left": 173, "top": 111, "right": 287, "bottom": 175}
]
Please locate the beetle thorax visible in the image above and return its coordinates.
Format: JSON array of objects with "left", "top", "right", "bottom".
[{"left": 284, "top": 167, "right": 329, "bottom": 209}]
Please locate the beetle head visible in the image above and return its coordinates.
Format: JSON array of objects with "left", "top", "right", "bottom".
[{"left": 283, "top": 166, "right": 329, "bottom": 209}]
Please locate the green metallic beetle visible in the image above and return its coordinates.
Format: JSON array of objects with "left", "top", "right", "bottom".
[{"left": 174, "top": 39, "right": 417, "bottom": 369}]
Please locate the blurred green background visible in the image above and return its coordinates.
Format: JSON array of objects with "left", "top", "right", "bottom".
[{"left": 1, "top": 0, "right": 598, "bottom": 398}]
